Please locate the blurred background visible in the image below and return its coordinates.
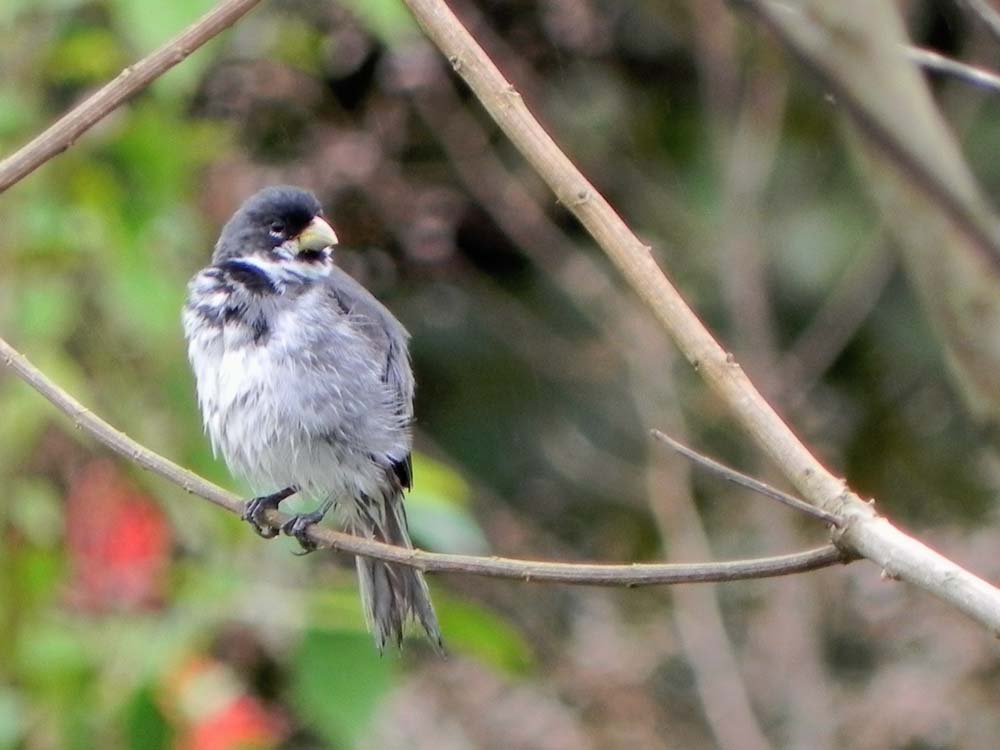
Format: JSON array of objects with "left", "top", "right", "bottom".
[{"left": 2, "top": 0, "right": 999, "bottom": 748}]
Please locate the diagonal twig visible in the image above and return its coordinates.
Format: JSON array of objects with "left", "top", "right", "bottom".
[
  {"left": 778, "top": 232, "right": 895, "bottom": 401},
  {"left": 955, "top": 0, "right": 1000, "bottom": 46},
  {"left": 735, "top": 0, "right": 1000, "bottom": 275},
  {"left": 909, "top": 46, "right": 1000, "bottom": 94},
  {"left": 0, "top": 0, "right": 264, "bottom": 193},
  {"left": 651, "top": 430, "right": 842, "bottom": 527}
]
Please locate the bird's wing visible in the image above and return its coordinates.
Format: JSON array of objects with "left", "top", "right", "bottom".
[
  {"left": 321, "top": 265, "right": 415, "bottom": 489},
  {"left": 323, "top": 265, "right": 414, "bottom": 417}
]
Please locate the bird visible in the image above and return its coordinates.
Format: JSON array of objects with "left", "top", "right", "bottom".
[{"left": 182, "top": 185, "right": 441, "bottom": 651}]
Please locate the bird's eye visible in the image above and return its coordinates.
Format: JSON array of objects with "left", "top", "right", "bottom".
[{"left": 269, "top": 221, "right": 286, "bottom": 238}]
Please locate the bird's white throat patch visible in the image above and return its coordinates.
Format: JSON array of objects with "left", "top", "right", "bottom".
[{"left": 240, "top": 248, "right": 333, "bottom": 288}]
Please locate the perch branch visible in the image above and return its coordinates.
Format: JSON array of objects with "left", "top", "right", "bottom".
[
  {"left": 0, "top": 334, "right": 846, "bottom": 586},
  {"left": 397, "top": 0, "right": 1000, "bottom": 633},
  {"left": 0, "top": 0, "right": 264, "bottom": 193}
]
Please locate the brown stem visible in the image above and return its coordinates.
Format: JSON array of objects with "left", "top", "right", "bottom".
[
  {"left": 0, "top": 0, "right": 995, "bottom": 631},
  {"left": 0, "top": 0, "right": 264, "bottom": 193},
  {"left": 736, "top": 0, "right": 1000, "bottom": 275}
]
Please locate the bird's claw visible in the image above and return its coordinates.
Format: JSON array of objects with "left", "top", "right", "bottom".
[
  {"left": 241, "top": 487, "right": 297, "bottom": 539},
  {"left": 281, "top": 510, "right": 326, "bottom": 554},
  {"left": 242, "top": 496, "right": 280, "bottom": 538}
]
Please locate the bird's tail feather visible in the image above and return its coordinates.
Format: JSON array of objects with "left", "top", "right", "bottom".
[{"left": 349, "top": 491, "right": 442, "bottom": 653}]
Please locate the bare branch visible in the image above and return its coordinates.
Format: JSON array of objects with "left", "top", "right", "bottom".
[
  {"left": 398, "top": 0, "right": 1000, "bottom": 633},
  {"left": 909, "top": 46, "right": 1000, "bottom": 94},
  {"left": 0, "top": 0, "right": 264, "bottom": 193},
  {"left": 955, "top": 0, "right": 1000, "bottom": 46},
  {"left": 650, "top": 430, "right": 842, "bottom": 527},
  {"left": 0, "top": 334, "right": 846, "bottom": 586},
  {"left": 735, "top": 1, "right": 1000, "bottom": 275}
]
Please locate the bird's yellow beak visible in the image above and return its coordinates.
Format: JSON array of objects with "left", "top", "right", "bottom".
[{"left": 296, "top": 216, "right": 339, "bottom": 253}]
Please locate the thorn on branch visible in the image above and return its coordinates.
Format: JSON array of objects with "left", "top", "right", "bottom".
[{"left": 650, "top": 429, "right": 843, "bottom": 527}]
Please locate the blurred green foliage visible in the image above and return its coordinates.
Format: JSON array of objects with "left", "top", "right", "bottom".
[
  {"left": 2, "top": 0, "right": 1000, "bottom": 749},
  {"left": 0, "top": 2, "right": 531, "bottom": 748}
]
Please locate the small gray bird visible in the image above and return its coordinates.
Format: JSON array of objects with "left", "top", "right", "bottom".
[{"left": 183, "top": 185, "right": 441, "bottom": 651}]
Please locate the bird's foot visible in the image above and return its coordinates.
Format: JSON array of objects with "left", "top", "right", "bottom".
[
  {"left": 241, "top": 486, "right": 297, "bottom": 539},
  {"left": 281, "top": 499, "right": 333, "bottom": 555}
]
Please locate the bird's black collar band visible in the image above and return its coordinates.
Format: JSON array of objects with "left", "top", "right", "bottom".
[{"left": 217, "top": 260, "right": 279, "bottom": 295}]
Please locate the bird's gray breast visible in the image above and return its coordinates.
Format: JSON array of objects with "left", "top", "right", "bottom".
[{"left": 185, "top": 273, "right": 408, "bottom": 499}]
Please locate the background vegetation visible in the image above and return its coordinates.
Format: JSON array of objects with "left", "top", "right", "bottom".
[{"left": 1, "top": 0, "right": 998, "bottom": 748}]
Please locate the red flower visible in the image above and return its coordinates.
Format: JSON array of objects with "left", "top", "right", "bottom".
[
  {"left": 64, "top": 459, "right": 171, "bottom": 611},
  {"left": 168, "top": 658, "right": 286, "bottom": 750}
]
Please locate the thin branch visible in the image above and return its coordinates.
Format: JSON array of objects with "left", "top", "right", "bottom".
[
  {"left": 955, "top": 0, "right": 1000, "bottom": 46},
  {"left": 735, "top": 0, "right": 1000, "bottom": 275},
  {"left": 0, "top": 334, "right": 846, "bottom": 586},
  {"left": 650, "top": 430, "right": 842, "bottom": 527},
  {"left": 0, "top": 0, "right": 264, "bottom": 193},
  {"left": 398, "top": 0, "right": 1000, "bottom": 633},
  {"left": 909, "top": 46, "right": 1000, "bottom": 94}
]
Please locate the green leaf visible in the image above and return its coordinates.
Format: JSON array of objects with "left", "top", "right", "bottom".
[
  {"left": 14, "top": 280, "right": 81, "bottom": 343},
  {"left": 434, "top": 594, "right": 534, "bottom": 675},
  {"left": 307, "top": 587, "right": 370, "bottom": 634},
  {"left": 291, "top": 629, "right": 394, "bottom": 747},
  {"left": 0, "top": 383, "right": 54, "bottom": 472},
  {"left": 44, "top": 28, "right": 127, "bottom": 86},
  {"left": 406, "top": 453, "right": 488, "bottom": 553},
  {"left": 8, "top": 477, "right": 64, "bottom": 548},
  {"left": 109, "top": 0, "right": 220, "bottom": 97},
  {"left": 340, "top": 0, "right": 418, "bottom": 44},
  {"left": 272, "top": 18, "right": 324, "bottom": 75},
  {"left": 123, "top": 685, "right": 172, "bottom": 750},
  {"left": 0, "top": 688, "right": 24, "bottom": 748},
  {"left": 405, "top": 503, "right": 490, "bottom": 555},
  {"left": 15, "top": 618, "right": 92, "bottom": 690},
  {"left": 0, "top": 87, "right": 36, "bottom": 141},
  {"left": 410, "top": 453, "right": 470, "bottom": 507}
]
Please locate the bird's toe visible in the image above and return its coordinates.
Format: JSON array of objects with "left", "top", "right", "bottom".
[
  {"left": 241, "top": 488, "right": 297, "bottom": 539},
  {"left": 280, "top": 510, "right": 326, "bottom": 554}
]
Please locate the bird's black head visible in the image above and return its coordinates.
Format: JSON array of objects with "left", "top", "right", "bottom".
[{"left": 212, "top": 186, "right": 338, "bottom": 268}]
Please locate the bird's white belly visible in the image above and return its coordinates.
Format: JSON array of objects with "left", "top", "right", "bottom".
[{"left": 188, "top": 321, "right": 380, "bottom": 501}]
